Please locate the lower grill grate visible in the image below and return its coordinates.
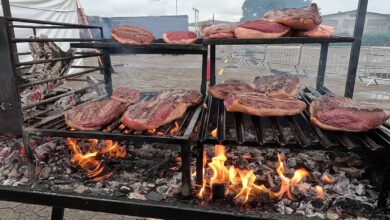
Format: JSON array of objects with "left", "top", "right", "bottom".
[{"left": 198, "top": 87, "right": 390, "bottom": 152}]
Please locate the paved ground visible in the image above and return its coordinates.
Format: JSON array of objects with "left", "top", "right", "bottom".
[{"left": 1, "top": 47, "right": 389, "bottom": 219}]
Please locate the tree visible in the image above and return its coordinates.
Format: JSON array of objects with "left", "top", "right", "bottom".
[{"left": 240, "top": 0, "right": 312, "bottom": 22}]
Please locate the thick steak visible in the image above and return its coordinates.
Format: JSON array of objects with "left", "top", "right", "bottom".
[
  {"left": 111, "top": 87, "right": 140, "bottom": 104},
  {"left": 234, "top": 20, "right": 290, "bottom": 39},
  {"left": 310, "top": 96, "right": 389, "bottom": 132},
  {"left": 162, "top": 31, "right": 197, "bottom": 44},
  {"left": 252, "top": 74, "right": 300, "bottom": 98},
  {"left": 201, "top": 24, "right": 236, "bottom": 39},
  {"left": 65, "top": 99, "right": 127, "bottom": 130},
  {"left": 263, "top": 3, "right": 322, "bottom": 31},
  {"left": 224, "top": 92, "right": 306, "bottom": 116},
  {"left": 208, "top": 80, "right": 254, "bottom": 100},
  {"left": 121, "top": 90, "right": 202, "bottom": 131},
  {"left": 111, "top": 25, "right": 154, "bottom": 45}
]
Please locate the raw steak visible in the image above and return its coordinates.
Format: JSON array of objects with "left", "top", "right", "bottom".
[
  {"left": 208, "top": 80, "right": 254, "bottom": 100},
  {"left": 224, "top": 92, "right": 306, "bottom": 116},
  {"left": 65, "top": 99, "right": 127, "bottom": 131},
  {"left": 162, "top": 31, "right": 197, "bottom": 44},
  {"left": 263, "top": 3, "right": 322, "bottom": 30},
  {"left": 296, "top": 25, "right": 335, "bottom": 38},
  {"left": 201, "top": 24, "right": 236, "bottom": 39},
  {"left": 234, "top": 20, "right": 290, "bottom": 39},
  {"left": 111, "top": 87, "right": 140, "bottom": 104},
  {"left": 252, "top": 74, "right": 300, "bottom": 98},
  {"left": 121, "top": 90, "right": 202, "bottom": 131},
  {"left": 310, "top": 96, "right": 389, "bottom": 132},
  {"left": 111, "top": 25, "right": 154, "bottom": 45}
]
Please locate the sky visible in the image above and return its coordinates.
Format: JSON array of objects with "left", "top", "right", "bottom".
[{"left": 79, "top": 0, "right": 390, "bottom": 22}]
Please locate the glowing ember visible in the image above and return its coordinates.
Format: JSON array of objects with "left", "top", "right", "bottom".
[
  {"left": 169, "top": 121, "right": 180, "bottom": 135},
  {"left": 211, "top": 128, "right": 217, "bottom": 138},
  {"left": 321, "top": 174, "right": 336, "bottom": 184},
  {"left": 147, "top": 128, "right": 156, "bottom": 134},
  {"left": 118, "top": 124, "right": 126, "bottom": 130},
  {"left": 270, "top": 154, "right": 309, "bottom": 200},
  {"left": 315, "top": 185, "right": 325, "bottom": 200}
]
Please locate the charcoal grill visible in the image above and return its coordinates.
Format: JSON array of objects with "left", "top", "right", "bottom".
[{"left": 1, "top": 0, "right": 390, "bottom": 219}]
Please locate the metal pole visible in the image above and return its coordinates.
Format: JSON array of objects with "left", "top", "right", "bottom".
[
  {"left": 176, "top": 0, "right": 178, "bottom": 15},
  {"left": 344, "top": 0, "right": 368, "bottom": 98},
  {"left": 316, "top": 43, "right": 329, "bottom": 89}
]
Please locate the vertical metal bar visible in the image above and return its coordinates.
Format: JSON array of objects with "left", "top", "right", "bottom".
[
  {"left": 2, "top": 0, "right": 20, "bottom": 75},
  {"left": 316, "top": 43, "right": 329, "bottom": 89},
  {"left": 0, "top": 17, "right": 23, "bottom": 135},
  {"left": 101, "top": 48, "right": 113, "bottom": 95},
  {"left": 210, "top": 44, "right": 216, "bottom": 86},
  {"left": 195, "top": 142, "right": 204, "bottom": 185},
  {"left": 51, "top": 207, "right": 65, "bottom": 220},
  {"left": 345, "top": 0, "right": 368, "bottom": 98},
  {"left": 201, "top": 51, "right": 207, "bottom": 95},
  {"left": 378, "top": 159, "right": 390, "bottom": 208},
  {"left": 22, "top": 131, "right": 35, "bottom": 181},
  {"left": 181, "top": 143, "right": 192, "bottom": 198}
]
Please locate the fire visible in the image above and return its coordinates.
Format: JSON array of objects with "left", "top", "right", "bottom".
[
  {"left": 211, "top": 128, "right": 217, "bottom": 138},
  {"left": 315, "top": 185, "right": 325, "bottom": 200},
  {"left": 209, "top": 145, "right": 229, "bottom": 187},
  {"left": 147, "top": 128, "right": 156, "bottom": 134},
  {"left": 233, "top": 170, "right": 256, "bottom": 205},
  {"left": 196, "top": 148, "right": 208, "bottom": 198},
  {"left": 66, "top": 138, "right": 126, "bottom": 181},
  {"left": 101, "top": 140, "right": 126, "bottom": 159},
  {"left": 270, "top": 154, "right": 309, "bottom": 200},
  {"left": 169, "top": 121, "right": 180, "bottom": 136},
  {"left": 321, "top": 174, "right": 336, "bottom": 184},
  {"left": 118, "top": 124, "right": 126, "bottom": 130}
]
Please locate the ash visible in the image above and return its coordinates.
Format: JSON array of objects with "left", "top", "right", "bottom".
[{"left": 192, "top": 146, "right": 380, "bottom": 219}]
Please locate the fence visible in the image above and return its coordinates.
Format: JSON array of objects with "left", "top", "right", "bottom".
[{"left": 221, "top": 45, "right": 390, "bottom": 85}]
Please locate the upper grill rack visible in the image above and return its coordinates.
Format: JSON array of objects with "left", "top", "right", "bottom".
[
  {"left": 198, "top": 86, "right": 390, "bottom": 152},
  {"left": 26, "top": 92, "right": 202, "bottom": 145}
]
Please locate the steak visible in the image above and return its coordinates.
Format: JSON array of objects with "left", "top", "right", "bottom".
[
  {"left": 296, "top": 25, "right": 335, "bottom": 38},
  {"left": 121, "top": 90, "right": 202, "bottom": 131},
  {"left": 201, "top": 24, "right": 236, "bottom": 39},
  {"left": 252, "top": 74, "right": 300, "bottom": 98},
  {"left": 162, "top": 31, "right": 197, "bottom": 44},
  {"left": 310, "top": 96, "right": 389, "bottom": 132},
  {"left": 111, "top": 87, "right": 140, "bottom": 104},
  {"left": 234, "top": 20, "right": 290, "bottom": 39},
  {"left": 224, "top": 92, "right": 306, "bottom": 116},
  {"left": 111, "top": 25, "right": 154, "bottom": 45},
  {"left": 263, "top": 3, "right": 322, "bottom": 30},
  {"left": 208, "top": 80, "right": 254, "bottom": 100},
  {"left": 65, "top": 99, "right": 127, "bottom": 131}
]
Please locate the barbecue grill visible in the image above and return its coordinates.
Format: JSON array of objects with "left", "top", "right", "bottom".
[{"left": 0, "top": 0, "right": 390, "bottom": 219}]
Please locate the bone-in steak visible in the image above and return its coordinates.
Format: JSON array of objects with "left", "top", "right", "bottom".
[
  {"left": 310, "top": 96, "right": 389, "bottom": 132},
  {"left": 263, "top": 3, "right": 322, "bottom": 30},
  {"left": 65, "top": 99, "right": 128, "bottom": 130},
  {"left": 224, "top": 92, "right": 306, "bottom": 117},
  {"left": 252, "top": 74, "right": 300, "bottom": 98},
  {"left": 121, "top": 90, "right": 202, "bottom": 131},
  {"left": 208, "top": 80, "right": 254, "bottom": 100},
  {"left": 111, "top": 87, "right": 140, "bottom": 104},
  {"left": 111, "top": 25, "right": 154, "bottom": 45}
]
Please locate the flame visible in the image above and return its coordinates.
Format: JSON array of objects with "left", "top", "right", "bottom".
[
  {"left": 101, "top": 140, "right": 126, "bottom": 159},
  {"left": 118, "top": 124, "right": 126, "bottom": 130},
  {"left": 211, "top": 128, "right": 217, "bottom": 138},
  {"left": 209, "top": 145, "right": 229, "bottom": 187},
  {"left": 147, "top": 128, "right": 156, "bottom": 134},
  {"left": 269, "top": 154, "right": 309, "bottom": 200},
  {"left": 196, "top": 148, "right": 208, "bottom": 198},
  {"left": 321, "top": 174, "right": 336, "bottom": 184},
  {"left": 315, "top": 185, "right": 325, "bottom": 200},
  {"left": 233, "top": 170, "right": 256, "bottom": 205},
  {"left": 169, "top": 122, "right": 180, "bottom": 136}
]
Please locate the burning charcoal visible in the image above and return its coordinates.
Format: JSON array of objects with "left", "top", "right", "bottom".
[
  {"left": 310, "top": 200, "right": 328, "bottom": 211},
  {"left": 18, "top": 165, "right": 29, "bottom": 177},
  {"left": 306, "top": 212, "right": 325, "bottom": 218},
  {"left": 305, "top": 159, "right": 316, "bottom": 170},
  {"left": 211, "top": 183, "right": 227, "bottom": 201},
  {"left": 291, "top": 182, "right": 312, "bottom": 199},
  {"left": 128, "top": 192, "right": 146, "bottom": 200},
  {"left": 156, "top": 185, "right": 170, "bottom": 194},
  {"left": 3, "top": 179, "right": 16, "bottom": 186},
  {"left": 353, "top": 184, "right": 365, "bottom": 196},
  {"left": 38, "top": 166, "right": 51, "bottom": 179},
  {"left": 287, "top": 157, "right": 297, "bottom": 168},
  {"left": 276, "top": 200, "right": 292, "bottom": 215},
  {"left": 95, "top": 182, "right": 103, "bottom": 188},
  {"left": 326, "top": 210, "right": 339, "bottom": 220},
  {"left": 147, "top": 183, "right": 155, "bottom": 188},
  {"left": 146, "top": 191, "right": 165, "bottom": 201},
  {"left": 119, "top": 186, "right": 131, "bottom": 194},
  {"left": 34, "top": 143, "right": 53, "bottom": 161},
  {"left": 333, "top": 177, "right": 350, "bottom": 195},
  {"left": 0, "top": 147, "right": 12, "bottom": 158},
  {"left": 332, "top": 197, "right": 375, "bottom": 218},
  {"left": 336, "top": 167, "right": 364, "bottom": 179}
]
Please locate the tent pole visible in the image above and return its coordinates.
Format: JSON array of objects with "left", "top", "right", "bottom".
[{"left": 1, "top": 0, "right": 12, "bottom": 17}]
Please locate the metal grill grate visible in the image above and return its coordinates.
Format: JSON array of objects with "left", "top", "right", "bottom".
[{"left": 198, "top": 87, "right": 390, "bottom": 152}]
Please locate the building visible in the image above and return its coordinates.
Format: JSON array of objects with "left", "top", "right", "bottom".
[
  {"left": 322, "top": 11, "right": 390, "bottom": 36},
  {"left": 86, "top": 15, "right": 189, "bottom": 39}
]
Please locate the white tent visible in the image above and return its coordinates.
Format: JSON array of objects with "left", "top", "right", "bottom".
[{"left": 0, "top": 0, "right": 81, "bottom": 62}]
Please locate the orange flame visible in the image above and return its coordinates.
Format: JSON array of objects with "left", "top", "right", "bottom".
[
  {"left": 233, "top": 170, "right": 256, "bottom": 205},
  {"left": 147, "top": 128, "right": 156, "bottom": 134},
  {"left": 321, "top": 174, "right": 336, "bottom": 184},
  {"left": 211, "top": 128, "right": 217, "bottom": 138},
  {"left": 169, "top": 122, "right": 180, "bottom": 136},
  {"left": 101, "top": 140, "right": 126, "bottom": 159},
  {"left": 315, "top": 185, "right": 325, "bottom": 200},
  {"left": 269, "top": 154, "right": 309, "bottom": 200},
  {"left": 196, "top": 149, "right": 208, "bottom": 198},
  {"left": 118, "top": 124, "right": 126, "bottom": 130},
  {"left": 209, "top": 145, "right": 229, "bottom": 187}
]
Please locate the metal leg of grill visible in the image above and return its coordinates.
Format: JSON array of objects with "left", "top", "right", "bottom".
[
  {"left": 195, "top": 142, "right": 204, "bottom": 185},
  {"left": 51, "top": 207, "right": 65, "bottom": 220},
  {"left": 378, "top": 159, "right": 390, "bottom": 209},
  {"left": 22, "top": 131, "right": 35, "bottom": 181},
  {"left": 181, "top": 143, "right": 192, "bottom": 198}
]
